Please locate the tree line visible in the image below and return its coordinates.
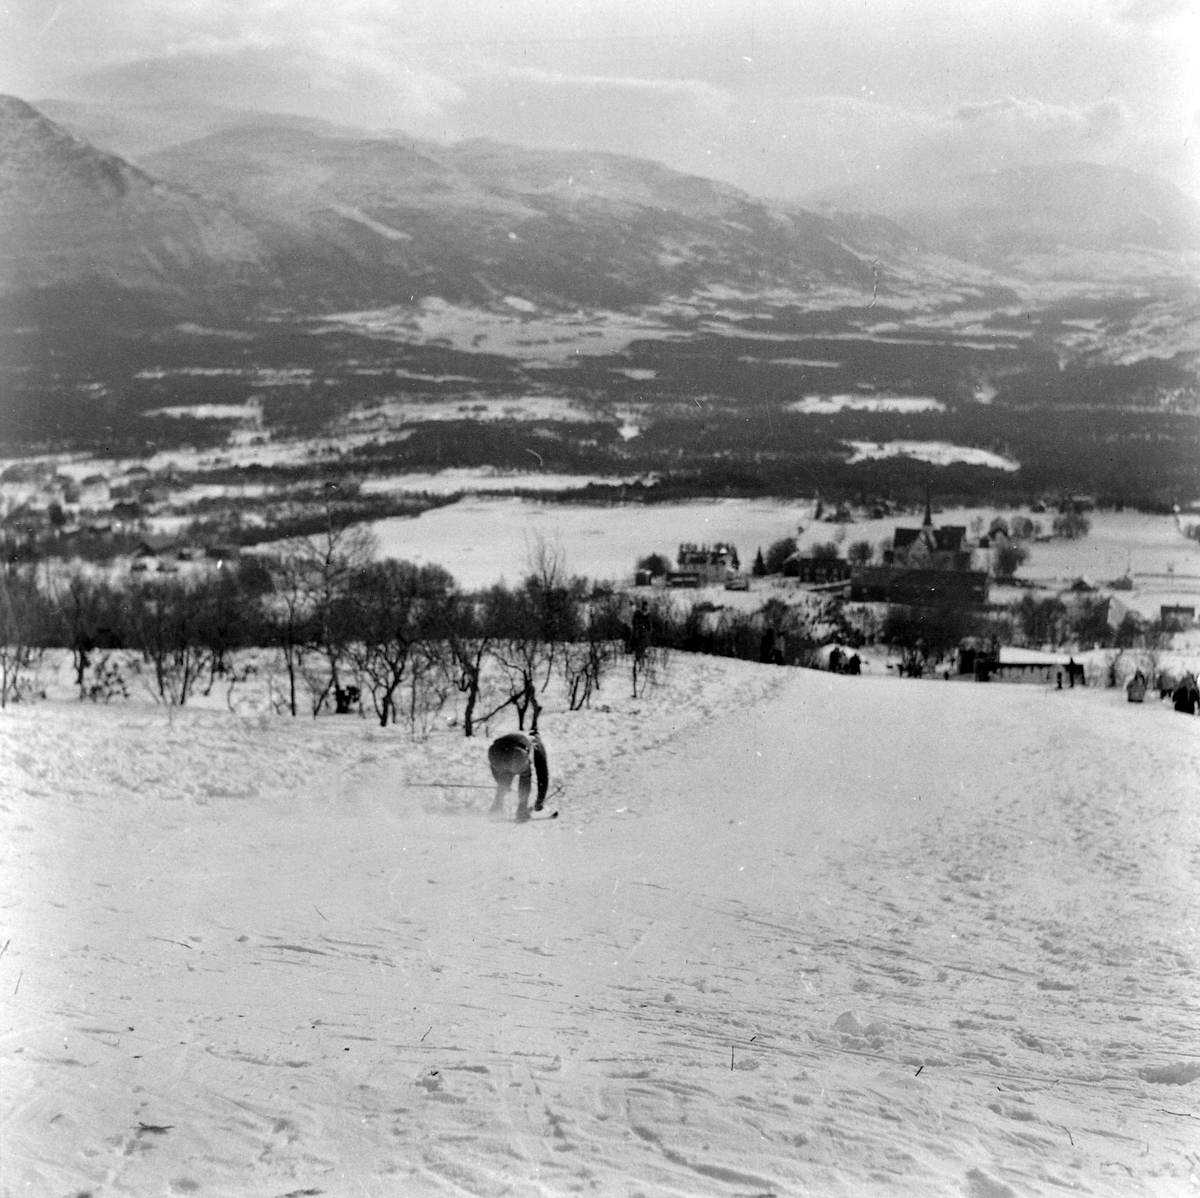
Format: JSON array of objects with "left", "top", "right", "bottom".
[
  {"left": 0, "top": 529, "right": 680, "bottom": 724},
  {"left": 0, "top": 521, "right": 869, "bottom": 718},
  {"left": 1, "top": 516, "right": 1164, "bottom": 715}
]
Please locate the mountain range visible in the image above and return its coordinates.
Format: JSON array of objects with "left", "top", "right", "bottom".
[
  {"left": 809, "top": 163, "right": 1200, "bottom": 265},
  {"left": 6, "top": 93, "right": 1199, "bottom": 331}
]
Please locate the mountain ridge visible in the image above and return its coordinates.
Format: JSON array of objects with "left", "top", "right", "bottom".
[
  {"left": 4, "top": 93, "right": 1199, "bottom": 335},
  {"left": 0, "top": 94, "right": 283, "bottom": 324},
  {"left": 807, "top": 161, "right": 1200, "bottom": 265}
]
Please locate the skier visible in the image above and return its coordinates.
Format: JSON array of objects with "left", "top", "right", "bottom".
[{"left": 488, "top": 731, "right": 549, "bottom": 821}]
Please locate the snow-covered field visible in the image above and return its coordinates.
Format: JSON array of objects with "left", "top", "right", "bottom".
[
  {"left": 366, "top": 498, "right": 1200, "bottom": 596},
  {"left": 368, "top": 497, "right": 816, "bottom": 589},
  {"left": 361, "top": 470, "right": 660, "bottom": 498},
  {"left": 786, "top": 397, "right": 946, "bottom": 415},
  {"left": 318, "top": 300, "right": 687, "bottom": 363},
  {"left": 844, "top": 443, "right": 1021, "bottom": 472},
  {"left": 4, "top": 654, "right": 1199, "bottom": 1196}
]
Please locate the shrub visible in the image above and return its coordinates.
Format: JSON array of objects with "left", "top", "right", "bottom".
[
  {"left": 1052, "top": 510, "right": 1091, "bottom": 539},
  {"left": 993, "top": 542, "right": 1029, "bottom": 580},
  {"left": 764, "top": 537, "right": 797, "bottom": 575},
  {"left": 636, "top": 552, "right": 672, "bottom": 577}
]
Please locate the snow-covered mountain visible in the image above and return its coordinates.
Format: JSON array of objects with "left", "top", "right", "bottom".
[
  {"left": 0, "top": 95, "right": 282, "bottom": 324},
  {"left": 4, "top": 95, "right": 897, "bottom": 322},
  {"left": 8, "top": 92, "right": 1199, "bottom": 324}
]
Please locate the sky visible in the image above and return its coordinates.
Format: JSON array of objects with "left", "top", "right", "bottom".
[{"left": 1, "top": 0, "right": 1197, "bottom": 202}]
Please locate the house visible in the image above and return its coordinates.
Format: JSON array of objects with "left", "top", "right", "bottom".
[
  {"left": 851, "top": 566, "right": 989, "bottom": 606},
  {"left": 135, "top": 535, "right": 178, "bottom": 560},
  {"left": 784, "top": 555, "right": 852, "bottom": 584},
  {"left": 959, "top": 643, "right": 1085, "bottom": 686},
  {"left": 669, "top": 542, "right": 739, "bottom": 586},
  {"left": 1161, "top": 605, "right": 1196, "bottom": 629}
]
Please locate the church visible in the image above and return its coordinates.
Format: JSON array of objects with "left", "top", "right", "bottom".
[
  {"left": 851, "top": 491, "right": 988, "bottom": 606},
  {"left": 883, "top": 493, "right": 973, "bottom": 571}
]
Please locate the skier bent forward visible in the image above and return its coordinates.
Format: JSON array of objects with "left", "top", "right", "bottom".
[{"left": 488, "top": 731, "right": 549, "bottom": 821}]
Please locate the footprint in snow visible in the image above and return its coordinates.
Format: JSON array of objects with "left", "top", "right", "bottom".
[{"left": 1138, "top": 1061, "right": 1200, "bottom": 1085}]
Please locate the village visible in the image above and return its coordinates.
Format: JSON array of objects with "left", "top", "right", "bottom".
[
  {"left": 2, "top": 448, "right": 1199, "bottom": 716},
  {"left": 621, "top": 490, "right": 1199, "bottom": 697}
]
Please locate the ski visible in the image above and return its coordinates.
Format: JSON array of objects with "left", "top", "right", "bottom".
[{"left": 521, "top": 810, "right": 559, "bottom": 821}]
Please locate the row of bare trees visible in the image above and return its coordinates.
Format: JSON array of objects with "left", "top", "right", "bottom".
[{"left": 0, "top": 530, "right": 669, "bottom": 729}]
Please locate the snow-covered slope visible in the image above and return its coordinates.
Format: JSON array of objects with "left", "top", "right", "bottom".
[{"left": 3, "top": 656, "right": 1199, "bottom": 1196}]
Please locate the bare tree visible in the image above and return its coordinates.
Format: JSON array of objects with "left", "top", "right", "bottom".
[
  {"left": 349, "top": 561, "right": 454, "bottom": 728},
  {"left": 0, "top": 566, "right": 47, "bottom": 708},
  {"left": 285, "top": 520, "right": 377, "bottom": 715},
  {"left": 262, "top": 549, "right": 315, "bottom": 717},
  {"left": 489, "top": 584, "right": 550, "bottom": 732},
  {"left": 51, "top": 572, "right": 123, "bottom": 699},
  {"left": 441, "top": 587, "right": 512, "bottom": 737},
  {"left": 522, "top": 535, "right": 582, "bottom": 688},
  {"left": 562, "top": 588, "right": 621, "bottom": 711},
  {"left": 123, "top": 581, "right": 208, "bottom": 706}
]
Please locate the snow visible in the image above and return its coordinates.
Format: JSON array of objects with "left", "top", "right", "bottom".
[
  {"left": 360, "top": 470, "right": 659, "bottom": 497},
  {"left": 318, "top": 301, "right": 687, "bottom": 362},
  {"left": 845, "top": 441, "right": 1021, "bottom": 472},
  {"left": 1020, "top": 512, "right": 1200, "bottom": 586},
  {"left": 347, "top": 396, "right": 595, "bottom": 426},
  {"left": 997, "top": 646, "right": 1074, "bottom": 666},
  {"left": 738, "top": 356, "right": 841, "bottom": 368},
  {"left": 787, "top": 396, "right": 945, "bottom": 414},
  {"left": 4, "top": 654, "right": 1200, "bottom": 1196},
  {"left": 141, "top": 404, "right": 262, "bottom": 422},
  {"left": 368, "top": 497, "right": 815, "bottom": 589},
  {"left": 362, "top": 500, "right": 1200, "bottom": 596}
]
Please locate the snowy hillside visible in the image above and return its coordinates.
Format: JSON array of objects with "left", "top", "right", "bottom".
[{"left": 3, "top": 655, "right": 1199, "bottom": 1196}]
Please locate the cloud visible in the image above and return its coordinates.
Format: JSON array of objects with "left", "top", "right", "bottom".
[
  {"left": 953, "top": 97, "right": 1130, "bottom": 140},
  {"left": 5, "top": 0, "right": 1196, "bottom": 202}
]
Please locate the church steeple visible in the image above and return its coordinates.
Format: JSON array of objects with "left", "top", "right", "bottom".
[{"left": 922, "top": 482, "right": 933, "bottom": 527}]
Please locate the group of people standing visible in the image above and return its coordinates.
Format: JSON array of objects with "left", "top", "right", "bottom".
[
  {"left": 1127, "top": 668, "right": 1199, "bottom": 714},
  {"left": 827, "top": 645, "right": 862, "bottom": 675}
]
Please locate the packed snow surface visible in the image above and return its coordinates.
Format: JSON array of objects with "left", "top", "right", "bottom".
[{"left": 3, "top": 656, "right": 1199, "bottom": 1196}]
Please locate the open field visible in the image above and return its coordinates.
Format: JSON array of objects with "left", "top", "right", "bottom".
[{"left": 363, "top": 500, "right": 1200, "bottom": 595}]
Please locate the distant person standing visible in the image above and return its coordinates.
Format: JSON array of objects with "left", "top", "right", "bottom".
[
  {"left": 760, "top": 628, "right": 776, "bottom": 665},
  {"left": 1173, "top": 675, "right": 1199, "bottom": 716},
  {"left": 488, "top": 731, "right": 549, "bottom": 821}
]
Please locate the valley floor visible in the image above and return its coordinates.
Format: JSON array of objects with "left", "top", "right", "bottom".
[{"left": 2, "top": 656, "right": 1199, "bottom": 1196}]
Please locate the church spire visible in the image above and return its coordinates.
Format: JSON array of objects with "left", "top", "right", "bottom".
[{"left": 922, "top": 482, "right": 933, "bottom": 527}]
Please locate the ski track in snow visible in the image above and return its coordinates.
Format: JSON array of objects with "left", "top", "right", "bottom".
[{"left": 2, "top": 657, "right": 1199, "bottom": 1197}]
